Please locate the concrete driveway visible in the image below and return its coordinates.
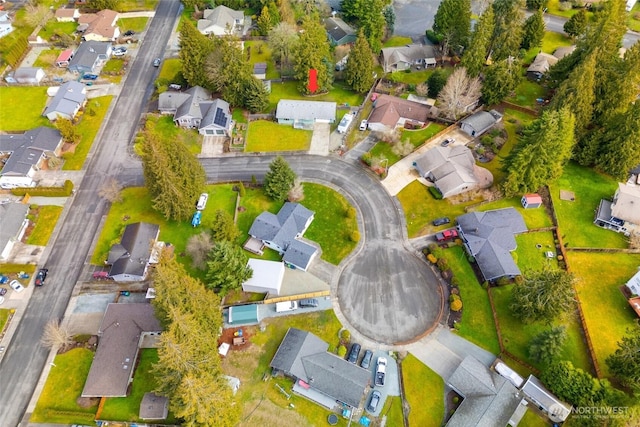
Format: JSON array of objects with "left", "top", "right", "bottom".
[{"left": 308, "top": 122, "right": 331, "bottom": 155}]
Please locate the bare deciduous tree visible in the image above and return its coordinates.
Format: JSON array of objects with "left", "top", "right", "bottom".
[
  {"left": 98, "top": 178, "right": 123, "bottom": 203},
  {"left": 25, "top": 1, "right": 54, "bottom": 31},
  {"left": 186, "top": 232, "right": 214, "bottom": 270},
  {"left": 288, "top": 179, "right": 305, "bottom": 202},
  {"left": 374, "top": 129, "right": 401, "bottom": 145},
  {"left": 416, "top": 83, "right": 430, "bottom": 97},
  {"left": 392, "top": 138, "right": 413, "bottom": 157},
  {"left": 437, "top": 67, "right": 482, "bottom": 120},
  {"left": 629, "top": 231, "right": 640, "bottom": 250},
  {"left": 41, "top": 319, "right": 74, "bottom": 350}
]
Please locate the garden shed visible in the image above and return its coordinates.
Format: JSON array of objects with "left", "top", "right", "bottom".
[
  {"left": 228, "top": 304, "right": 259, "bottom": 325},
  {"left": 521, "top": 194, "right": 542, "bottom": 209}
]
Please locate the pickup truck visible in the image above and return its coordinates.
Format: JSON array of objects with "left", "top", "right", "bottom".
[
  {"left": 375, "top": 357, "right": 387, "bottom": 387},
  {"left": 436, "top": 229, "right": 458, "bottom": 242}
]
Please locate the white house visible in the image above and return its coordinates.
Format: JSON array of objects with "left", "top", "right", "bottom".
[
  {"left": 0, "top": 203, "right": 30, "bottom": 260},
  {"left": 5, "top": 67, "right": 46, "bottom": 84},
  {"left": 242, "top": 259, "right": 285, "bottom": 295},
  {"left": 275, "top": 100, "right": 337, "bottom": 130},
  {"left": 197, "top": 5, "right": 248, "bottom": 36},
  {"left": 0, "top": 11, "right": 15, "bottom": 38}
]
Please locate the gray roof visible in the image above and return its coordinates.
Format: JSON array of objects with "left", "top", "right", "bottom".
[
  {"left": 381, "top": 44, "right": 436, "bottom": 72},
  {"left": 521, "top": 375, "right": 571, "bottom": 422},
  {"left": 108, "top": 222, "right": 160, "bottom": 279},
  {"left": 68, "top": 41, "right": 110, "bottom": 71},
  {"left": 276, "top": 100, "right": 337, "bottom": 122},
  {"left": 413, "top": 145, "right": 478, "bottom": 198},
  {"left": 82, "top": 303, "right": 162, "bottom": 397},
  {"left": 43, "top": 81, "right": 86, "bottom": 118},
  {"left": 249, "top": 202, "right": 314, "bottom": 249},
  {"left": 200, "top": 98, "right": 232, "bottom": 131},
  {"left": 324, "top": 17, "right": 355, "bottom": 44},
  {"left": 0, "top": 127, "right": 63, "bottom": 177},
  {"left": 552, "top": 45, "right": 576, "bottom": 59},
  {"left": 12, "top": 67, "right": 45, "bottom": 80},
  {"left": 460, "top": 110, "right": 503, "bottom": 136},
  {"left": 158, "top": 91, "right": 191, "bottom": 113},
  {"left": 173, "top": 86, "right": 212, "bottom": 121},
  {"left": 139, "top": 392, "right": 169, "bottom": 420},
  {"left": 446, "top": 356, "right": 523, "bottom": 427},
  {"left": 0, "top": 203, "right": 29, "bottom": 252},
  {"left": 198, "top": 5, "right": 244, "bottom": 33},
  {"left": 526, "top": 53, "right": 558, "bottom": 74},
  {"left": 282, "top": 239, "right": 317, "bottom": 270},
  {"left": 270, "top": 328, "right": 370, "bottom": 408},
  {"left": 457, "top": 208, "right": 527, "bottom": 281}
]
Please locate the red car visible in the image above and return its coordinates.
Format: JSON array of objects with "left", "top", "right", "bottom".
[
  {"left": 92, "top": 271, "right": 110, "bottom": 280},
  {"left": 436, "top": 229, "right": 458, "bottom": 242}
]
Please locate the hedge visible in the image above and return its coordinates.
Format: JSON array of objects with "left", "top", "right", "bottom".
[
  {"left": 428, "top": 186, "right": 443, "bottom": 200},
  {"left": 11, "top": 180, "right": 74, "bottom": 197}
]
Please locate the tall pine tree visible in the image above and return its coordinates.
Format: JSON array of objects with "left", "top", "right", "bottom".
[
  {"left": 593, "top": 103, "right": 640, "bottom": 180},
  {"left": 264, "top": 156, "right": 296, "bottom": 201},
  {"left": 432, "top": 0, "right": 472, "bottom": 54},
  {"left": 521, "top": 9, "right": 545, "bottom": 50},
  {"left": 293, "top": 16, "right": 333, "bottom": 94},
  {"left": 461, "top": 7, "right": 494, "bottom": 77},
  {"left": 179, "top": 20, "right": 213, "bottom": 88},
  {"left": 359, "top": 0, "right": 386, "bottom": 53},
  {"left": 346, "top": 32, "right": 375, "bottom": 93},
  {"left": 481, "top": 58, "right": 521, "bottom": 105},
  {"left": 491, "top": 0, "right": 524, "bottom": 61}
]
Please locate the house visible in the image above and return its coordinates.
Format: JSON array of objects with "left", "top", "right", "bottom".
[
  {"left": 324, "top": 17, "right": 356, "bottom": 46},
  {"left": 5, "top": 67, "right": 46, "bottom": 84},
  {"left": 526, "top": 53, "right": 558, "bottom": 81},
  {"left": 0, "top": 203, "right": 29, "bottom": 260},
  {"left": 158, "top": 86, "right": 234, "bottom": 136},
  {"left": 242, "top": 259, "right": 285, "bottom": 295},
  {"left": 457, "top": 208, "right": 528, "bottom": 281},
  {"left": 521, "top": 193, "right": 542, "bottom": 209},
  {"left": 367, "top": 94, "right": 430, "bottom": 132},
  {"left": 413, "top": 145, "right": 480, "bottom": 198},
  {"left": 253, "top": 62, "right": 267, "bottom": 80},
  {"left": 197, "top": 5, "right": 249, "bottom": 36},
  {"left": 626, "top": 269, "right": 640, "bottom": 296},
  {"left": 81, "top": 303, "right": 162, "bottom": 397},
  {"left": 56, "top": 49, "right": 74, "bottom": 67},
  {"left": 43, "top": 81, "right": 87, "bottom": 121},
  {"left": 594, "top": 182, "right": 640, "bottom": 235},
  {"left": 446, "top": 356, "right": 527, "bottom": 427},
  {"left": 0, "top": 127, "right": 64, "bottom": 189},
  {"left": 139, "top": 393, "right": 169, "bottom": 420},
  {"left": 381, "top": 44, "right": 437, "bottom": 73},
  {"left": 520, "top": 375, "right": 572, "bottom": 423},
  {"left": 248, "top": 202, "right": 318, "bottom": 271},
  {"left": 552, "top": 45, "right": 576, "bottom": 60},
  {"left": 270, "top": 328, "right": 371, "bottom": 409},
  {"left": 107, "top": 222, "right": 160, "bottom": 282},
  {"left": 0, "top": 11, "right": 14, "bottom": 38},
  {"left": 78, "top": 9, "right": 119, "bottom": 41},
  {"left": 276, "top": 100, "right": 337, "bottom": 130},
  {"left": 67, "top": 41, "right": 111, "bottom": 74},
  {"left": 55, "top": 8, "right": 80, "bottom": 22},
  {"left": 459, "top": 110, "right": 503, "bottom": 137}
]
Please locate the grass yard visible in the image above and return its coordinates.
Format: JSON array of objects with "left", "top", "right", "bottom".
[
  {"left": 33, "top": 48, "right": 62, "bottom": 68},
  {"left": 514, "top": 232, "right": 559, "bottom": 272},
  {"left": 507, "top": 80, "right": 547, "bottom": 109},
  {"left": 158, "top": 58, "right": 181, "bottom": 81},
  {"left": 145, "top": 114, "right": 201, "bottom": 155},
  {"left": 629, "top": 3, "right": 640, "bottom": 32},
  {"left": 381, "top": 396, "right": 404, "bottom": 426},
  {"left": 549, "top": 162, "right": 627, "bottom": 249},
  {"left": 388, "top": 69, "right": 432, "bottom": 86},
  {"left": 477, "top": 196, "right": 553, "bottom": 229},
  {"left": 26, "top": 205, "right": 63, "bottom": 246},
  {"left": 103, "top": 58, "right": 125, "bottom": 73},
  {"left": 245, "top": 40, "right": 279, "bottom": 80},
  {"left": 118, "top": 0, "right": 158, "bottom": 11},
  {"left": 546, "top": 0, "right": 582, "bottom": 18},
  {"left": 383, "top": 36, "right": 413, "bottom": 47},
  {"left": 38, "top": 21, "right": 77, "bottom": 41},
  {"left": 232, "top": 108, "right": 247, "bottom": 124},
  {"left": 63, "top": 96, "right": 113, "bottom": 170},
  {"left": 0, "top": 263, "right": 37, "bottom": 275},
  {"left": 267, "top": 81, "right": 364, "bottom": 113},
  {"left": 370, "top": 123, "right": 447, "bottom": 166},
  {"left": 0, "top": 309, "right": 11, "bottom": 336},
  {"left": 403, "top": 353, "right": 445, "bottom": 427},
  {"left": 30, "top": 348, "right": 98, "bottom": 424},
  {"left": 491, "top": 285, "right": 592, "bottom": 374},
  {"left": 245, "top": 120, "right": 312, "bottom": 152},
  {"left": 0, "top": 87, "right": 50, "bottom": 131},
  {"left": 569, "top": 252, "right": 640, "bottom": 378},
  {"left": 519, "top": 407, "right": 553, "bottom": 426},
  {"left": 117, "top": 17, "right": 150, "bottom": 33},
  {"left": 442, "top": 246, "right": 501, "bottom": 354},
  {"left": 397, "top": 180, "right": 482, "bottom": 237}
]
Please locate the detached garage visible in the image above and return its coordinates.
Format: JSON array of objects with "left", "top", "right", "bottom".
[{"left": 242, "top": 259, "right": 285, "bottom": 295}]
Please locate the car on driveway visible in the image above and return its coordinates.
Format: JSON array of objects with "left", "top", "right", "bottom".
[
  {"left": 432, "top": 217, "right": 450, "bottom": 226},
  {"left": 123, "top": 30, "right": 135, "bottom": 37},
  {"left": 153, "top": 58, "right": 161, "bottom": 67},
  {"left": 375, "top": 357, "right": 387, "bottom": 386},
  {"left": 347, "top": 343, "right": 361, "bottom": 364},
  {"left": 112, "top": 47, "right": 127, "bottom": 56},
  {"left": 299, "top": 298, "right": 318, "bottom": 308},
  {"left": 359, "top": 120, "right": 368, "bottom": 131},
  {"left": 92, "top": 271, "right": 110, "bottom": 280},
  {"left": 441, "top": 138, "right": 454, "bottom": 147},
  {"left": 9, "top": 280, "right": 24, "bottom": 293},
  {"left": 360, "top": 350, "right": 373, "bottom": 369},
  {"left": 0, "top": 274, "right": 7, "bottom": 284},
  {"left": 436, "top": 229, "right": 458, "bottom": 242},
  {"left": 35, "top": 268, "right": 48, "bottom": 286},
  {"left": 367, "top": 390, "right": 381, "bottom": 413},
  {"left": 82, "top": 74, "right": 98, "bottom": 80},
  {"left": 0, "top": 288, "right": 6, "bottom": 296}
]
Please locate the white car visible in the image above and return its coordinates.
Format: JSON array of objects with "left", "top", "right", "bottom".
[
  {"left": 9, "top": 280, "right": 24, "bottom": 293},
  {"left": 196, "top": 193, "right": 209, "bottom": 210},
  {"left": 359, "top": 120, "right": 368, "bottom": 131},
  {"left": 112, "top": 47, "right": 127, "bottom": 56}
]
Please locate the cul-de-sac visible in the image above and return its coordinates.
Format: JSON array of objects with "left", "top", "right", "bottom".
[{"left": 0, "top": 0, "right": 639, "bottom": 426}]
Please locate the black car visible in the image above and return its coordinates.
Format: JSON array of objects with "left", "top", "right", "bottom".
[
  {"left": 432, "top": 217, "right": 450, "bottom": 226},
  {"left": 299, "top": 298, "right": 319, "bottom": 308},
  {"left": 35, "top": 268, "right": 48, "bottom": 286},
  {"left": 0, "top": 288, "right": 6, "bottom": 296},
  {"left": 123, "top": 30, "right": 135, "bottom": 36},
  {"left": 360, "top": 350, "right": 373, "bottom": 369},
  {"left": 347, "top": 343, "right": 361, "bottom": 364},
  {"left": 367, "top": 390, "right": 382, "bottom": 413}
]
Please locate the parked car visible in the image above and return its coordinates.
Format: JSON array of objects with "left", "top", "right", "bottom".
[
  {"left": 92, "top": 271, "right": 110, "bottom": 280},
  {"left": 367, "top": 390, "right": 382, "bottom": 413},
  {"left": 359, "top": 120, "right": 368, "bottom": 131},
  {"left": 153, "top": 58, "right": 161, "bottom": 67},
  {"left": 0, "top": 288, "right": 7, "bottom": 296},
  {"left": 112, "top": 47, "right": 127, "bottom": 56},
  {"left": 360, "top": 350, "right": 373, "bottom": 369},
  {"left": 0, "top": 274, "right": 8, "bottom": 284},
  {"left": 436, "top": 229, "right": 458, "bottom": 242},
  {"left": 82, "top": 74, "right": 98, "bottom": 80},
  {"left": 375, "top": 357, "right": 387, "bottom": 386},
  {"left": 168, "top": 83, "right": 182, "bottom": 90},
  {"left": 347, "top": 343, "right": 361, "bottom": 364},
  {"left": 275, "top": 301, "right": 299, "bottom": 312},
  {"left": 9, "top": 280, "right": 24, "bottom": 293},
  {"left": 196, "top": 193, "right": 209, "bottom": 210},
  {"left": 432, "top": 217, "right": 450, "bottom": 226},
  {"left": 123, "top": 30, "right": 135, "bottom": 36},
  {"left": 299, "top": 298, "right": 319, "bottom": 308},
  {"left": 441, "top": 138, "right": 454, "bottom": 147},
  {"left": 35, "top": 268, "right": 48, "bottom": 286}
]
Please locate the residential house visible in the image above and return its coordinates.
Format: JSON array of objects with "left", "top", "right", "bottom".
[
  {"left": 413, "top": 145, "right": 480, "bottom": 198},
  {"left": 526, "top": 53, "right": 558, "bottom": 81},
  {"left": 43, "top": 81, "right": 87, "bottom": 121},
  {"left": 242, "top": 259, "right": 285, "bottom": 295},
  {"left": 521, "top": 194, "right": 542, "bottom": 209},
  {"left": 520, "top": 375, "right": 572, "bottom": 423},
  {"left": 367, "top": 94, "right": 430, "bottom": 133},
  {"left": 67, "top": 41, "right": 111, "bottom": 74},
  {"left": 626, "top": 269, "right": 640, "bottom": 296},
  {"left": 56, "top": 49, "right": 74, "bottom": 68},
  {"left": 5, "top": 67, "right": 46, "bottom": 84},
  {"left": 276, "top": 100, "right": 337, "bottom": 130},
  {"left": 594, "top": 182, "right": 640, "bottom": 235},
  {"left": 324, "top": 17, "right": 356, "bottom": 46},
  {"left": 107, "top": 222, "right": 160, "bottom": 282},
  {"left": 55, "top": 8, "right": 80, "bottom": 22},
  {"left": 381, "top": 44, "right": 437, "bottom": 73},
  {"left": 139, "top": 393, "right": 169, "bottom": 421},
  {"left": 0, "top": 11, "right": 14, "bottom": 38},
  {"left": 78, "top": 9, "right": 119, "bottom": 41},
  {"left": 197, "top": 5, "right": 249, "bottom": 36},
  {"left": 457, "top": 208, "right": 528, "bottom": 281},
  {"left": 459, "top": 110, "right": 503, "bottom": 137},
  {"left": 81, "top": 303, "right": 162, "bottom": 397},
  {"left": 0, "top": 203, "right": 29, "bottom": 260},
  {"left": 446, "top": 356, "right": 527, "bottom": 427},
  {"left": 248, "top": 202, "right": 318, "bottom": 271},
  {"left": 270, "top": 328, "right": 371, "bottom": 409},
  {"left": 552, "top": 45, "right": 576, "bottom": 60},
  {"left": 0, "top": 127, "right": 64, "bottom": 189}
]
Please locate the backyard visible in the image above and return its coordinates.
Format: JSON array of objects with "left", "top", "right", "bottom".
[
  {"left": 476, "top": 196, "right": 553, "bottom": 230},
  {"left": 144, "top": 114, "right": 201, "bottom": 155},
  {"left": 267, "top": 81, "right": 364, "bottom": 113},
  {"left": 245, "top": 120, "right": 312, "bottom": 152},
  {"left": 514, "top": 231, "right": 559, "bottom": 272},
  {"left": 245, "top": 40, "right": 279, "bottom": 80},
  {"left": 63, "top": 96, "right": 114, "bottom": 170},
  {"left": 402, "top": 353, "right": 444, "bottom": 426},
  {"left": 0, "top": 87, "right": 50, "bottom": 131}
]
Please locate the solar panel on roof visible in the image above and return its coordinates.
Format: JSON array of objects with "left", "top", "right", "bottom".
[{"left": 213, "top": 107, "right": 228, "bottom": 127}]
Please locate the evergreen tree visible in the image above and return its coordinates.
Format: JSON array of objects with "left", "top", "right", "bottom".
[
  {"left": 606, "top": 324, "right": 640, "bottom": 392},
  {"left": 179, "top": 20, "right": 213, "bottom": 88},
  {"left": 257, "top": 5, "right": 273, "bottom": 36},
  {"left": 341, "top": 0, "right": 366, "bottom": 21},
  {"left": 529, "top": 326, "right": 567, "bottom": 364},
  {"left": 383, "top": 5, "right": 396, "bottom": 35},
  {"left": 510, "top": 267, "right": 576, "bottom": 324},
  {"left": 427, "top": 70, "right": 447, "bottom": 97},
  {"left": 360, "top": 0, "right": 386, "bottom": 53},
  {"left": 432, "top": 0, "right": 472, "bottom": 54},
  {"left": 210, "top": 209, "right": 240, "bottom": 242},
  {"left": 481, "top": 58, "right": 521, "bottom": 105},
  {"left": 491, "top": 0, "right": 524, "bottom": 61},
  {"left": 461, "top": 7, "right": 494, "bottom": 77},
  {"left": 521, "top": 9, "right": 545, "bottom": 50},
  {"left": 593, "top": 103, "right": 640, "bottom": 180},
  {"left": 345, "top": 32, "right": 375, "bottom": 93},
  {"left": 526, "top": 0, "right": 547, "bottom": 9},
  {"left": 205, "top": 241, "right": 252, "bottom": 293},
  {"left": 563, "top": 9, "right": 587, "bottom": 38},
  {"left": 264, "top": 156, "right": 296, "bottom": 201},
  {"left": 293, "top": 16, "right": 333, "bottom": 94},
  {"left": 242, "top": 76, "right": 270, "bottom": 113},
  {"left": 502, "top": 108, "right": 575, "bottom": 197}
]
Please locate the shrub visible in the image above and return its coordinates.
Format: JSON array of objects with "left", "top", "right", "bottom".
[
  {"left": 425, "top": 29, "right": 444, "bottom": 44},
  {"left": 449, "top": 294, "right": 461, "bottom": 303},
  {"left": 350, "top": 230, "right": 360, "bottom": 242},
  {"left": 11, "top": 180, "right": 74, "bottom": 197},
  {"left": 496, "top": 276, "right": 511, "bottom": 286},
  {"left": 237, "top": 181, "right": 246, "bottom": 197},
  {"left": 514, "top": 275, "right": 524, "bottom": 285},
  {"left": 450, "top": 287, "right": 459, "bottom": 295},
  {"left": 361, "top": 152, "right": 373, "bottom": 166},
  {"left": 340, "top": 329, "right": 351, "bottom": 342},
  {"left": 337, "top": 345, "right": 347, "bottom": 357},
  {"left": 437, "top": 258, "right": 449, "bottom": 271},
  {"left": 450, "top": 298, "right": 463, "bottom": 311},
  {"left": 428, "top": 186, "right": 443, "bottom": 200},
  {"left": 452, "top": 396, "right": 460, "bottom": 404},
  {"left": 429, "top": 244, "right": 444, "bottom": 259},
  {"left": 427, "top": 254, "right": 437, "bottom": 264},
  {"left": 481, "top": 281, "right": 489, "bottom": 289},
  {"left": 557, "top": 255, "right": 563, "bottom": 261},
  {"left": 345, "top": 206, "right": 356, "bottom": 219},
  {"left": 450, "top": 276, "right": 460, "bottom": 287},
  {"left": 481, "top": 135, "right": 493, "bottom": 146}
]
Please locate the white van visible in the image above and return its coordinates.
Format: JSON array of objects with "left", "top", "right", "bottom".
[
  {"left": 196, "top": 193, "right": 208, "bottom": 210},
  {"left": 275, "top": 301, "right": 299, "bottom": 313}
]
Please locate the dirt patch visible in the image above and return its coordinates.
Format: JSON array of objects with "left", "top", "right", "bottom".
[
  {"left": 559, "top": 190, "right": 575, "bottom": 201},
  {"left": 219, "top": 326, "right": 256, "bottom": 352}
]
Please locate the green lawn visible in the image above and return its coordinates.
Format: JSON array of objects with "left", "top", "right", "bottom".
[
  {"left": 477, "top": 196, "right": 553, "bottom": 229},
  {"left": 144, "top": 114, "right": 201, "bottom": 155},
  {"left": 0, "top": 87, "right": 50, "bottom": 131},
  {"left": 0, "top": 309, "right": 11, "bottom": 336},
  {"left": 33, "top": 48, "right": 62, "bottom": 68},
  {"left": 519, "top": 407, "right": 552, "bottom": 426},
  {"left": 117, "top": 17, "right": 150, "bottom": 33},
  {"left": 245, "top": 120, "right": 312, "bottom": 152},
  {"left": 383, "top": 36, "right": 413, "bottom": 47},
  {"left": 403, "top": 353, "right": 444, "bottom": 427},
  {"left": 245, "top": 40, "right": 279, "bottom": 80},
  {"left": 442, "top": 246, "right": 501, "bottom": 354},
  {"left": 514, "top": 232, "right": 559, "bottom": 272},
  {"left": 370, "top": 123, "right": 447, "bottom": 166},
  {"left": 507, "top": 80, "right": 547, "bottom": 109},
  {"left": 26, "top": 205, "right": 63, "bottom": 246},
  {"left": 158, "top": 58, "right": 181, "bottom": 81},
  {"left": 549, "top": 162, "right": 627, "bottom": 249},
  {"left": 267, "top": 81, "right": 364, "bottom": 113},
  {"left": 38, "top": 21, "right": 77, "bottom": 41},
  {"left": 118, "top": 0, "right": 158, "bottom": 11},
  {"left": 569, "top": 252, "right": 640, "bottom": 378},
  {"left": 103, "top": 58, "right": 125, "bottom": 73},
  {"left": 30, "top": 348, "right": 98, "bottom": 424},
  {"left": 381, "top": 396, "right": 404, "bottom": 426},
  {"left": 232, "top": 108, "right": 247, "bottom": 124},
  {"left": 629, "top": 2, "right": 640, "bottom": 32},
  {"left": 63, "top": 96, "right": 113, "bottom": 170},
  {"left": 546, "top": 0, "right": 582, "bottom": 18}
]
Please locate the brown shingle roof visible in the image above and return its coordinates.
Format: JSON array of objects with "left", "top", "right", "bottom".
[
  {"left": 78, "top": 9, "right": 118, "bottom": 39},
  {"left": 368, "top": 94, "right": 430, "bottom": 129}
]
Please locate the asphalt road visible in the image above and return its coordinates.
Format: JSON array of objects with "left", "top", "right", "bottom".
[{"left": 0, "top": 1, "right": 182, "bottom": 426}]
